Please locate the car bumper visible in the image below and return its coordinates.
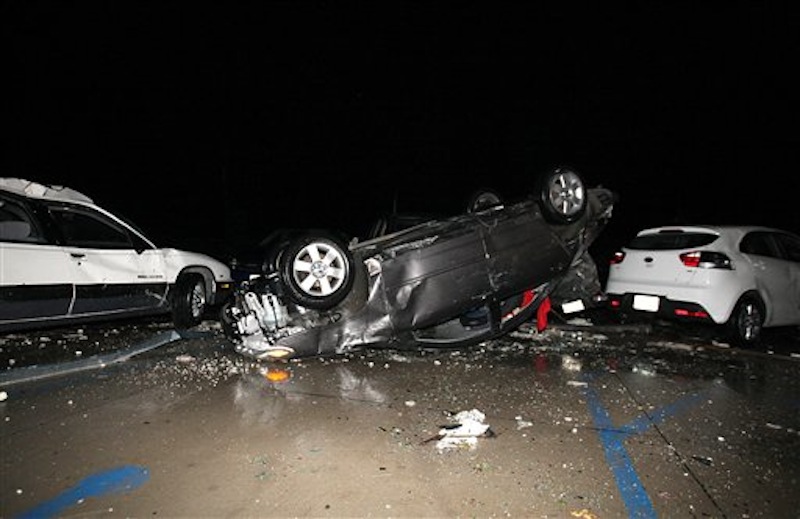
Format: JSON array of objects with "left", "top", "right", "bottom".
[{"left": 606, "top": 293, "right": 722, "bottom": 324}]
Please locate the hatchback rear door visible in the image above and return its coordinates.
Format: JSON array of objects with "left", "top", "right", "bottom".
[{"left": 612, "top": 230, "right": 721, "bottom": 291}]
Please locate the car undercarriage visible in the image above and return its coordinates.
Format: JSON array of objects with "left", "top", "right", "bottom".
[{"left": 221, "top": 167, "right": 616, "bottom": 360}]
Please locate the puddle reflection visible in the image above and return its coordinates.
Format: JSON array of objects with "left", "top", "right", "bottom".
[{"left": 233, "top": 365, "right": 388, "bottom": 424}]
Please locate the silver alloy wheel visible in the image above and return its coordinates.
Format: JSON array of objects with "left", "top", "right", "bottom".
[
  {"left": 291, "top": 241, "right": 347, "bottom": 297},
  {"left": 189, "top": 279, "right": 206, "bottom": 318},
  {"left": 546, "top": 169, "right": 585, "bottom": 218},
  {"left": 737, "top": 300, "right": 762, "bottom": 342}
]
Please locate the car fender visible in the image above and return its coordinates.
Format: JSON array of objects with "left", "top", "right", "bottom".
[{"left": 161, "top": 249, "right": 232, "bottom": 298}]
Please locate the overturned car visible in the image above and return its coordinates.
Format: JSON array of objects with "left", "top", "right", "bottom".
[{"left": 222, "top": 167, "right": 616, "bottom": 360}]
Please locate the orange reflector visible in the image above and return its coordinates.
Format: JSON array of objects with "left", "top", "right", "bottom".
[{"left": 264, "top": 368, "right": 291, "bottom": 383}]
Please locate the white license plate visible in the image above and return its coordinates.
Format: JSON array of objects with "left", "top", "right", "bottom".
[
  {"left": 633, "top": 294, "right": 660, "bottom": 312},
  {"left": 561, "top": 299, "right": 586, "bottom": 314}
]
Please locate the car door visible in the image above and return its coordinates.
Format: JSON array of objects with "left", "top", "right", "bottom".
[
  {"left": 773, "top": 231, "right": 800, "bottom": 325},
  {"left": 45, "top": 202, "right": 169, "bottom": 316},
  {"left": 740, "top": 231, "right": 799, "bottom": 326},
  {"left": 0, "top": 193, "right": 75, "bottom": 326},
  {"left": 477, "top": 201, "right": 573, "bottom": 298},
  {"left": 377, "top": 217, "right": 490, "bottom": 330}
]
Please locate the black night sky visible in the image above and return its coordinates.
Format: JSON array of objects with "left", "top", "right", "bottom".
[{"left": 4, "top": 2, "right": 799, "bottom": 265}]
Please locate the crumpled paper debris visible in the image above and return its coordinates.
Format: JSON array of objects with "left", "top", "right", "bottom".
[{"left": 431, "top": 409, "right": 493, "bottom": 452}]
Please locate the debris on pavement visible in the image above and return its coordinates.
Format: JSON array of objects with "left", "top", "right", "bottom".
[
  {"left": 566, "top": 380, "right": 588, "bottom": 387},
  {"left": 515, "top": 416, "right": 533, "bottom": 429},
  {"left": 562, "top": 354, "right": 582, "bottom": 371},
  {"left": 632, "top": 363, "right": 657, "bottom": 376},
  {"left": 425, "top": 408, "right": 494, "bottom": 452},
  {"left": 691, "top": 455, "right": 714, "bottom": 466}
]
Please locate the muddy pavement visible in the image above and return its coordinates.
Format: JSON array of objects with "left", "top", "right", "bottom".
[{"left": 1, "top": 319, "right": 799, "bottom": 518}]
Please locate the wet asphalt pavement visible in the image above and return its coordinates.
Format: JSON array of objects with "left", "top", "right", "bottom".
[{"left": 1, "top": 316, "right": 799, "bottom": 518}]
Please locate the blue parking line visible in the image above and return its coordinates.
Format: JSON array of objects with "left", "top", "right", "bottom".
[
  {"left": 583, "top": 378, "right": 704, "bottom": 518},
  {"left": 15, "top": 465, "right": 149, "bottom": 519}
]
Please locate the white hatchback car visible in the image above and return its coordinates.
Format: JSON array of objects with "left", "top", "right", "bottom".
[
  {"left": 0, "top": 178, "right": 233, "bottom": 332},
  {"left": 604, "top": 225, "right": 800, "bottom": 346}
]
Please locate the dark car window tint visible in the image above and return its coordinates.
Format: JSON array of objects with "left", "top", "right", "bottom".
[
  {"left": 775, "top": 233, "right": 800, "bottom": 263},
  {"left": 740, "top": 232, "right": 780, "bottom": 259},
  {"left": 626, "top": 232, "right": 718, "bottom": 250},
  {"left": 49, "top": 205, "right": 134, "bottom": 249},
  {"left": 0, "top": 195, "right": 45, "bottom": 243}
]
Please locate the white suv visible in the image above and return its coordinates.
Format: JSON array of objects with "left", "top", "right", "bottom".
[
  {"left": 604, "top": 225, "right": 800, "bottom": 346},
  {"left": 0, "top": 178, "right": 233, "bottom": 332}
]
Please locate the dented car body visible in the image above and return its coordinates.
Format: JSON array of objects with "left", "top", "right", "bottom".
[{"left": 222, "top": 168, "right": 616, "bottom": 360}]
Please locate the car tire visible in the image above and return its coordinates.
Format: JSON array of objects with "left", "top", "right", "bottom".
[
  {"left": 726, "top": 295, "right": 764, "bottom": 347},
  {"left": 219, "top": 299, "right": 242, "bottom": 340},
  {"left": 467, "top": 189, "right": 503, "bottom": 213},
  {"left": 537, "top": 166, "right": 587, "bottom": 224},
  {"left": 278, "top": 233, "right": 355, "bottom": 310},
  {"left": 172, "top": 273, "right": 207, "bottom": 330}
]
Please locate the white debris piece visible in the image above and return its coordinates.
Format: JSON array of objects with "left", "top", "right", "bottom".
[
  {"left": 632, "top": 364, "right": 656, "bottom": 376},
  {"left": 561, "top": 355, "right": 582, "bottom": 371},
  {"left": 515, "top": 416, "right": 533, "bottom": 429},
  {"left": 0, "top": 391, "right": 7, "bottom": 402},
  {"left": 435, "top": 409, "right": 492, "bottom": 452}
]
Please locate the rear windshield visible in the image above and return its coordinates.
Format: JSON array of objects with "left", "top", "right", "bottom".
[{"left": 626, "top": 231, "right": 719, "bottom": 250}]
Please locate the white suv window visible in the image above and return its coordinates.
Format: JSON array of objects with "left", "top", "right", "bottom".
[
  {"left": 48, "top": 205, "right": 134, "bottom": 249},
  {"left": 0, "top": 195, "right": 45, "bottom": 243}
]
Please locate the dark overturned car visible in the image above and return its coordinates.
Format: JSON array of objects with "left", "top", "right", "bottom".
[{"left": 222, "top": 167, "right": 616, "bottom": 360}]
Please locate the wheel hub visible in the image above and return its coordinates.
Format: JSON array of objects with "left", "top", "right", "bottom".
[{"left": 310, "top": 260, "right": 328, "bottom": 278}]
